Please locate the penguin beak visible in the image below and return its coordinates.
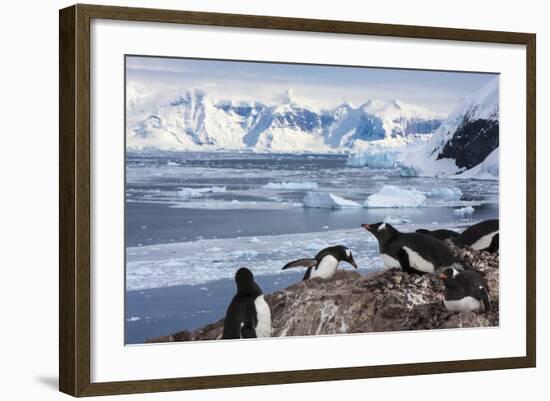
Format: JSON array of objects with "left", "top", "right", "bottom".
[
  {"left": 349, "top": 258, "right": 358, "bottom": 269},
  {"left": 361, "top": 223, "right": 371, "bottom": 231},
  {"left": 438, "top": 273, "right": 448, "bottom": 280}
]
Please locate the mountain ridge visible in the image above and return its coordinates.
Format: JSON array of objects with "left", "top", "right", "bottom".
[{"left": 126, "top": 88, "right": 444, "bottom": 152}]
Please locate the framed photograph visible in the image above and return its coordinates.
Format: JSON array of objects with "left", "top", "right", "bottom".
[{"left": 59, "top": 4, "right": 536, "bottom": 397}]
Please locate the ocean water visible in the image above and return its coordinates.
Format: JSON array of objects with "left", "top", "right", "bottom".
[{"left": 125, "top": 151, "right": 498, "bottom": 344}]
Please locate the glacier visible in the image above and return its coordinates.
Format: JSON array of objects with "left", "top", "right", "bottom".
[{"left": 126, "top": 87, "right": 443, "bottom": 152}]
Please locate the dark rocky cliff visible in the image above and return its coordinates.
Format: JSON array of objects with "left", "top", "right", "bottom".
[
  {"left": 437, "top": 117, "right": 499, "bottom": 169},
  {"left": 146, "top": 243, "right": 499, "bottom": 343}
]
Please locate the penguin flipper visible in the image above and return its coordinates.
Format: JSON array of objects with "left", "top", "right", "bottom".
[
  {"left": 282, "top": 259, "right": 317, "bottom": 270},
  {"left": 396, "top": 248, "right": 415, "bottom": 274},
  {"left": 479, "top": 286, "right": 492, "bottom": 312},
  {"left": 488, "top": 233, "right": 499, "bottom": 253}
]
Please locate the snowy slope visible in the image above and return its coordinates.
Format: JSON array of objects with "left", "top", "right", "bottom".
[
  {"left": 126, "top": 87, "right": 443, "bottom": 152},
  {"left": 400, "top": 77, "right": 499, "bottom": 177}
]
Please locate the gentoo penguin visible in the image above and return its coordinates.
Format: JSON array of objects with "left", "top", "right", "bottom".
[
  {"left": 439, "top": 267, "right": 491, "bottom": 313},
  {"left": 455, "top": 219, "right": 499, "bottom": 253},
  {"left": 281, "top": 245, "right": 358, "bottom": 280},
  {"left": 362, "top": 222, "right": 460, "bottom": 274},
  {"left": 222, "top": 267, "right": 271, "bottom": 339},
  {"left": 416, "top": 228, "right": 460, "bottom": 242}
]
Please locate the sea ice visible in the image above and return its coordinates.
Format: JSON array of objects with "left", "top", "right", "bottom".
[
  {"left": 364, "top": 185, "right": 426, "bottom": 208},
  {"left": 177, "top": 186, "right": 226, "bottom": 200},
  {"left": 303, "top": 191, "right": 361, "bottom": 209},
  {"left": 263, "top": 181, "right": 319, "bottom": 190}
]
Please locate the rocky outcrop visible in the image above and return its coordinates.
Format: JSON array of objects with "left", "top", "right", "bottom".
[{"left": 146, "top": 244, "right": 499, "bottom": 343}]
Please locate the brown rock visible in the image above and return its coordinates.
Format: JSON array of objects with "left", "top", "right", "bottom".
[{"left": 146, "top": 243, "right": 499, "bottom": 342}]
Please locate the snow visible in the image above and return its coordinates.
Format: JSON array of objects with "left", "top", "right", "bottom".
[
  {"left": 126, "top": 86, "right": 443, "bottom": 152},
  {"left": 303, "top": 191, "right": 361, "bottom": 209},
  {"left": 263, "top": 181, "right": 318, "bottom": 190},
  {"left": 453, "top": 148, "right": 499, "bottom": 180},
  {"left": 454, "top": 206, "right": 475, "bottom": 216},
  {"left": 400, "top": 77, "right": 499, "bottom": 178},
  {"left": 422, "top": 187, "right": 463, "bottom": 201},
  {"left": 364, "top": 185, "right": 426, "bottom": 208}
]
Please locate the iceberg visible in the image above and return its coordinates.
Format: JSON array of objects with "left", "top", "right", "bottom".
[
  {"left": 364, "top": 185, "right": 426, "bottom": 208},
  {"left": 263, "top": 181, "right": 319, "bottom": 190},
  {"left": 423, "top": 187, "right": 463, "bottom": 201},
  {"left": 303, "top": 191, "right": 360, "bottom": 209},
  {"left": 454, "top": 206, "right": 475, "bottom": 216}
]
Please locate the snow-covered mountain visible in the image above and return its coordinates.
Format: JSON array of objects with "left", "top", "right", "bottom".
[
  {"left": 400, "top": 77, "right": 499, "bottom": 179},
  {"left": 126, "top": 87, "right": 443, "bottom": 152}
]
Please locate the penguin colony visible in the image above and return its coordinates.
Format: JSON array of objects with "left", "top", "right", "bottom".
[{"left": 222, "top": 219, "right": 498, "bottom": 339}]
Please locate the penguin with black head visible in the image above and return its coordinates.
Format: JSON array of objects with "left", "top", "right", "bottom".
[
  {"left": 455, "top": 219, "right": 499, "bottom": 253},
  {"left": 282, "top": 245, "right": 358, "bottom": 281},
  {"left": 439, "top": 267, "right": 491, "bottom": 313},
  {"left": 416, "top": 228, "right": 460, "bottom": 242},
  {"left": 362, "top": 222, "right": 460, "bottom": 274},
  {"left": 222, "top": 267, "right": 271, "bottom": 339}
]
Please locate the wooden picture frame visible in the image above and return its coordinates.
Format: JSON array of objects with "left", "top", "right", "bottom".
[{"left": 59, "top": 3, "right": 536, "bottom": 397}]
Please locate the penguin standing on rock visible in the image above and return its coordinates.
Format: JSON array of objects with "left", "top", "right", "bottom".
[
  {"left": 415, "top": 228, "right": 460, "bottom": 242},
  {"left": 362, "top": 222, "right": 460, "bottom": 274},
  {"left": 439, "top": 267, "right": 491, "bottom": 313},
  {"left": 222, "top": 267, "right": 271, "bottom": 339},
  {"left": 281, "top": 245, "right": 358, "bottom": 281},
  {"left": 455, "top": 219, "right": 499, "bottom": 253}
]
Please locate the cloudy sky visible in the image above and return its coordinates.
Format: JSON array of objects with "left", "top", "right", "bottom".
[{"left": 126, "top": 55, "right": 497, "bottom": 116}]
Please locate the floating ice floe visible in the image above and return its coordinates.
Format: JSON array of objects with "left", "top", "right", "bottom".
[
  {"left": 303, "top": 191, "right": 361, "bottom": 209},
  {"left": 177, "top": 186, "right": 226, "bottom": 199},
  {"left": 422, "top": 187, "right": 463, "bottom": 201},
  {"left": 263, "top": 181, "right": 319, "bottom": 190},
  {"left": 453, "top": 206, "right": 475, "bottom": 216},
  {"left": 364, "top": 185, "right": 426, "bottom": 208}
]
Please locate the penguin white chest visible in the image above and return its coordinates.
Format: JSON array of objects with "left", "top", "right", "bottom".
[
  {"left": 471, "top": 231, "right": 498, "bottom": 251},
  {"left": 403, "top": 246, "right": 435, "bottom": 273},
  {"left": 444, "top": 296, "right": 482, "bottom": 312},
  {"left": 254, "top": 296, "right": 272, "bottom": 338},
  {"left": 310, "top": 255, "right": 339, "bottom": 279}
]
